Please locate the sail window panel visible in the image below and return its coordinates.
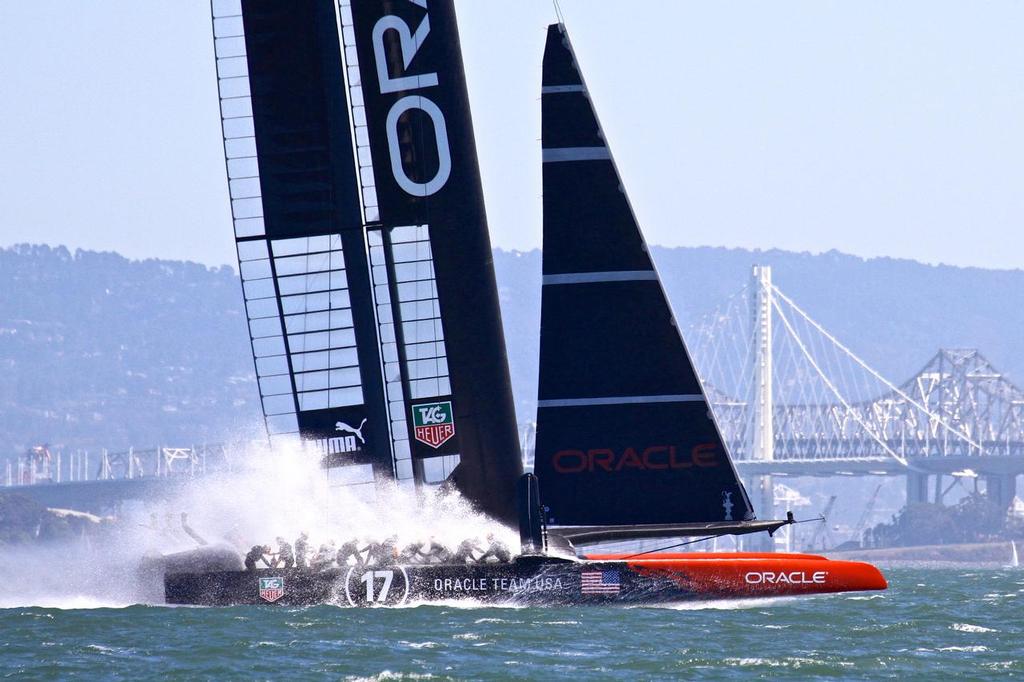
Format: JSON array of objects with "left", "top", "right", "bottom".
[
  {"left": 211, "top": 0, "right": 241, "bottom": 18},
  {"left": 378, "top": 322, "right": 396, "bottom": 344},
  {"left": 234, "top": 217, "right": 265, "bottom": 239},
  {"left": 269, "top": 433, "right": 301, "bottom": 450},
  {"left": 329, "top": 367, "right": 362, "bottom": 389},
  {"left": 265, "top": 413, "right": 299, "bottom": 436},
  {"left": 362, "top": 187, "right": 378, "bottom": 209},
  {"left": 251, "top": 335, "right": 286, "bottom": 358},
  {"left": 225, "top": 139, "right": 258, "bottom": 161},
  {"left": 242, "top": 277, "right": 276, "bottom": 300},
  {"left": 295, "top": 370, "right": 330, "bottom": 393},
  {"left": 358, "top": 164, "right": 374, "bottom": 188},
  {"left": 275, "top": 273, "right": 326, "bottom": 296},
  {"left": 280, "top": 292, "right": 327, "bottom": 315},
  {"left": 284, "top": 311, "right": 330, "bottom": 335},
  {"left": 329, "top": 290, "right": 352, "bottom": 311},
  {"left": 271, "top": 234, "right": 340, "bottom": 258},
  {"left": 394, "top": 441, "right": 411, "bottom": 460},
  {"left": 218, "top": 76, "right": 250, "bottom": 99},
  {"left": 386, "top": 381, "right": 406, "bottom": 402},
  {"left": 273, "top": 252, "right": 338, "bottom": 277},
  {"left": 366, "top": 230, "right": 383, "bottom": 247},
  {"left": 390, "top": 225, "right": 429, "bottom": 244},
  {"left": 263, "top": 394, "right": 297, "bottom": 416},
  {"left": 222, "top": 116, "right": 255, "bottom": 140},
  {"left": 407, "top": 358, "right": 443, "bottom": 381},
  {"left": 369, "top": 245, "right": 385, "bottom": 265},
  {"left": 383, "top": 363, "right": 401, "bottom": 383},
  {"left": 389, "top": 399, "right": 406, "bottom": 418},
  {"left": 212, "top": 16, "right": 244, "bottom": 38},
  {"left": 229, "top": 177, "right": 262, "bottom": 200},
  {"left": 232, "top": 198, "right": 263, "bottom": 219},
  {"left": 399, "top": 300, "right": 440, "bottom": 322},
  {"left": 236, "top": 240, "right": 269, "bottom": 262},
  {"left": 404, "top": 341, "right": 445, "bottom": 361},
  {"left": 356, "top": 144, "right": 373, "bottom": 169},
  {"left": 394, "top": 261, "right": 435, "bottom": 283},
  {"left": 327, "top": 464, "right": 375, "bottom": 487},
  {"left": 329, "top": 309, "right": 355, "bottom": 329},
  {"left": 329, "top": 348, "right": 359, "bottom": 368},
  {"left": 249, "top": 316, "right": 283, "bottom": 340},
  {"left": 381, "top": 342, "right": 399, "bottom": 364},
  {"left": 214, "top": 36, "right": 246, "bottom": 59},
  {"left": 256, "top": 355, "right": 290, "bottom": 377},
  {"left": 287, "top": 331, "right": 329, "bottom": 353},
  {"left": 339, "top": 4, "right": 353, "bottom": 27},
  {"left": 396, "top": 280, "right": 437, "bottom": 303},
  {"left": 328, "top": 387, "right": 363, "bottom": 407},
  {"left": 290, "top": 350, "right": 329, "bottom": 374},
  {"left": 438, "top": 377, "right": 451, "bottom": 395},
  {"left": 395, "top": 459, "right": 414, "bottom": 480},
  {"left": 366, "top": 206, "right": 380, "bottom": 222},
  {"left": 402, "top": 319, "right": 443, "bottom": 344},
  {"left": 220, "top": 96, "right": 253, "bottom": 120},
  {"left": 371, "top": 265, "right": 388, "bottom": 284},
  {"left": 239, "top": 258, "right": 272, "bottom": 281},
  {"left": 391, "top": 241, "right": 432, "bottom": 264},
  {"left": 258, "top": 374, "right": 293, "bottom": 397},
  {"left": 216, "top": 55, "right": 249, "bottom": 79},
  {"left": 410, "top": 378, "right": 441, "bottom": 399},
  {"left": 374, "top": 284, "right": 391, "bottom": 304},
  {"left": 391, "top": 420, "right": 408, "bottom": 438},
  {"left": 227, "top": 157, "right": 259, "bottom": 179},
  {"left": 329, "top": 328, "right": 357, "bottom": 348},
  {"left": 376, "top": 303, "right": 393, "bottom": 321},
  {"left": 297, "top": 390, "right": 329, "bottom": 412}
]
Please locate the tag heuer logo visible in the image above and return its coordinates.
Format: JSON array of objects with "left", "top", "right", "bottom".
[
  {"left": 259, "top": 577, "right": 284, "bottom": 603},
  {"left": 411, "top": 401, "right": 456, "bottom": 449}
]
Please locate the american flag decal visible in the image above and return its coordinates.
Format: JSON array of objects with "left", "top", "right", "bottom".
[{"left": 581, "top": 570, "right": 621, "bottom": 594}]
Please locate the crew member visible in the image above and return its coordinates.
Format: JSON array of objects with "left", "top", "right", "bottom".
[
  {"left": 478, "top": 533, "right": 512, "bottom": 563},
  {"left": 369, "top": 535, "right": 400, "bottom": 566},
  {"left": 310, "top": 543, "right": 335, "bottom": 571},
  {"left": 398, "top": 540, "right": 424, "bottom": 564},
  {"left": 336, "top": 538, "right": 366, "bottom": 567},
  {"left": 244, "top": 544, "right": 272, "bottom": 571},
  {"left": 420, "top": 536, "right": 452, "bottom": 564},
  {"left": 275, "top": 537, "right": 295, "bottom": 569},
  {"left": 453, "top": 537, "right": 482, "bottom": 564},
  {"left": 294, "top": 532, "right": 310, "bottom": 569}
]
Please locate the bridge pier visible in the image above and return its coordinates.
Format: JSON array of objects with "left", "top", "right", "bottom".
[
  {"left": 983, "top": 473, "right": 1018, "bottom": 511},
  {"left": 906, "top": 471, "right": 930, "bottom": 506}
]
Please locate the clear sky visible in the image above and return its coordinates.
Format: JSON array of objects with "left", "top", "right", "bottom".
[{"left": 1, "top": 1, "right": 1021, "bottom": 269}]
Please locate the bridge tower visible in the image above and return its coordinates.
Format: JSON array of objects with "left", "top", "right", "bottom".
[{"left": 750, "top": 265, "right": 775, "bottom": 547}]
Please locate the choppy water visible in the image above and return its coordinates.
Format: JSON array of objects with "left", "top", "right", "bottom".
[{"left": 1, "top": 568, "right": 1022, "bottom": 680}]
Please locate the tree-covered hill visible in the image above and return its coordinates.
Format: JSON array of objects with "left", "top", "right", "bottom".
[{"left": 2, "top": 243, "right": 1022, "bottom": 457}]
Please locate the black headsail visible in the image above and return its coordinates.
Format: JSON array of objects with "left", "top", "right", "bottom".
[
  {"left": 533, "top": 24, "right": 770, "bottom": 542},
  {"left": 344, "top": 0, "right": 523, "bottom": 522}
]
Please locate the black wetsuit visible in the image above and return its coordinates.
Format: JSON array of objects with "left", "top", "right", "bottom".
[
  {"left": 479, "top": 540, "right": 512, "bottom": 563},
  {"left": 453, "top": 539, "right": 480, "bottom": 564},
  {"left": 336, "top": 540, "right": 364, "bottom": 567},
  {"left": 276, "top": 541, "right": 295, "bottom": 569},
  {"left": 398, "top": 542, "right": 423, "bottom": 564},
  {"left": 294, "top": 536, "right": 309, "bottom": 568},
  {"left": 420, "top": 541, "right": 452, "bottom": 564},
  {"left": 244, "top": 546, "right": 267, "bottom": 571},
  {"left": 371, "top": 539, "right": 399, "bottom": 566}
]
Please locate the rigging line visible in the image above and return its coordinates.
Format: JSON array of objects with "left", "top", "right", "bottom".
[
  {"left": 771, "top": 285, "right": 982, "bottom": 451},
  {"left": 552, "top": 0, "right": 565, "bottom": 24},
  {"left": 616, "top": 518, "right": 821, "bottom": 560},
  {"left": 771, "top": 296, "right": 909, "bottom": 467}
]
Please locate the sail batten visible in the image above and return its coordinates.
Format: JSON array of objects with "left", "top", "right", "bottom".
[{"left": 533, "top": 23, "right": 755, "bottom": 529}]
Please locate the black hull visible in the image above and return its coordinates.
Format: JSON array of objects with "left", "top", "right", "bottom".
[{"left": 167, "top": 558, "right": 695, "bottom": 607}]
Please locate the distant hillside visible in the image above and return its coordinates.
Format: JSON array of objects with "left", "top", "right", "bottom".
[{"left": 2, "top": 243, "right": 1022, "bottom": 456}]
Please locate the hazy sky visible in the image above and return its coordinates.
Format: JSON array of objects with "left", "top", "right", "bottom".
[{"left": 1, "top": 1, "right": 1021, "bottom": 269}]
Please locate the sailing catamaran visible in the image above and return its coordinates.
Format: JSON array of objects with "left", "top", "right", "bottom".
[{"left": 163, "top": 1, "right": 886, "bottom": 606}]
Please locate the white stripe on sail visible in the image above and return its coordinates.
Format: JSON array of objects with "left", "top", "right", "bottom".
[
  {"left": 542, "top": 147, "right": 610, "bottom": 162},
  {"left": 537, "top": 395, "right": 705, "bottom": 408},
  {"left": 543, "top": 270, "right": 656, "bottom": 285},
  {"left": 541, "top": 84, "right": 585, "bottom": 94}
]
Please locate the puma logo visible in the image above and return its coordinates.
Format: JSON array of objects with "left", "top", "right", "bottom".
[{"left": 335, "top": 418, "right": 368, "bottom": 444}]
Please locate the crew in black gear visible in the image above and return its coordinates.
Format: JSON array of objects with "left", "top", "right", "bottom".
[
  {"left": 369, "top": 535, "right": 400, "bottom": 566},
  {"left": 336, "top": 538, "right": 366, "bottom": 567},
  {"left": 244, "top": 545, "right": 272, "bottom": 571},
  {"left": 478, "top": 533, "right": 512, "bottom": 563},
  {"left": 453, "top": 538, "right": 481, "bottom": 564},
  {"left": 275, "top": 537, "right": 294, "bottom": 568},
  {"left": 294, "top": 532, "right": 310, "bottom": 569}
]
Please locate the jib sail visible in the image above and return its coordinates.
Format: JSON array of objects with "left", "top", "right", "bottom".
[
  {"left": 532, "top": 24, "right": 757, "bottom": 532},
  {"left": 211, "top": 0, "right": 522, "bottom": 521}
]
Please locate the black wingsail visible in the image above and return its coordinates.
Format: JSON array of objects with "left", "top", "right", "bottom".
[
  {"left": 212, "top": 0, "right": 522, "bottom": 522},
  {"left": 533, "top": 24, "right": 760, "bottom": 537},
  {"left": 214, "top": 0, "right": 392, "bottom": 486},
  {"left": 344, "top": 0, "right": 523, "bottom": 522}
]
